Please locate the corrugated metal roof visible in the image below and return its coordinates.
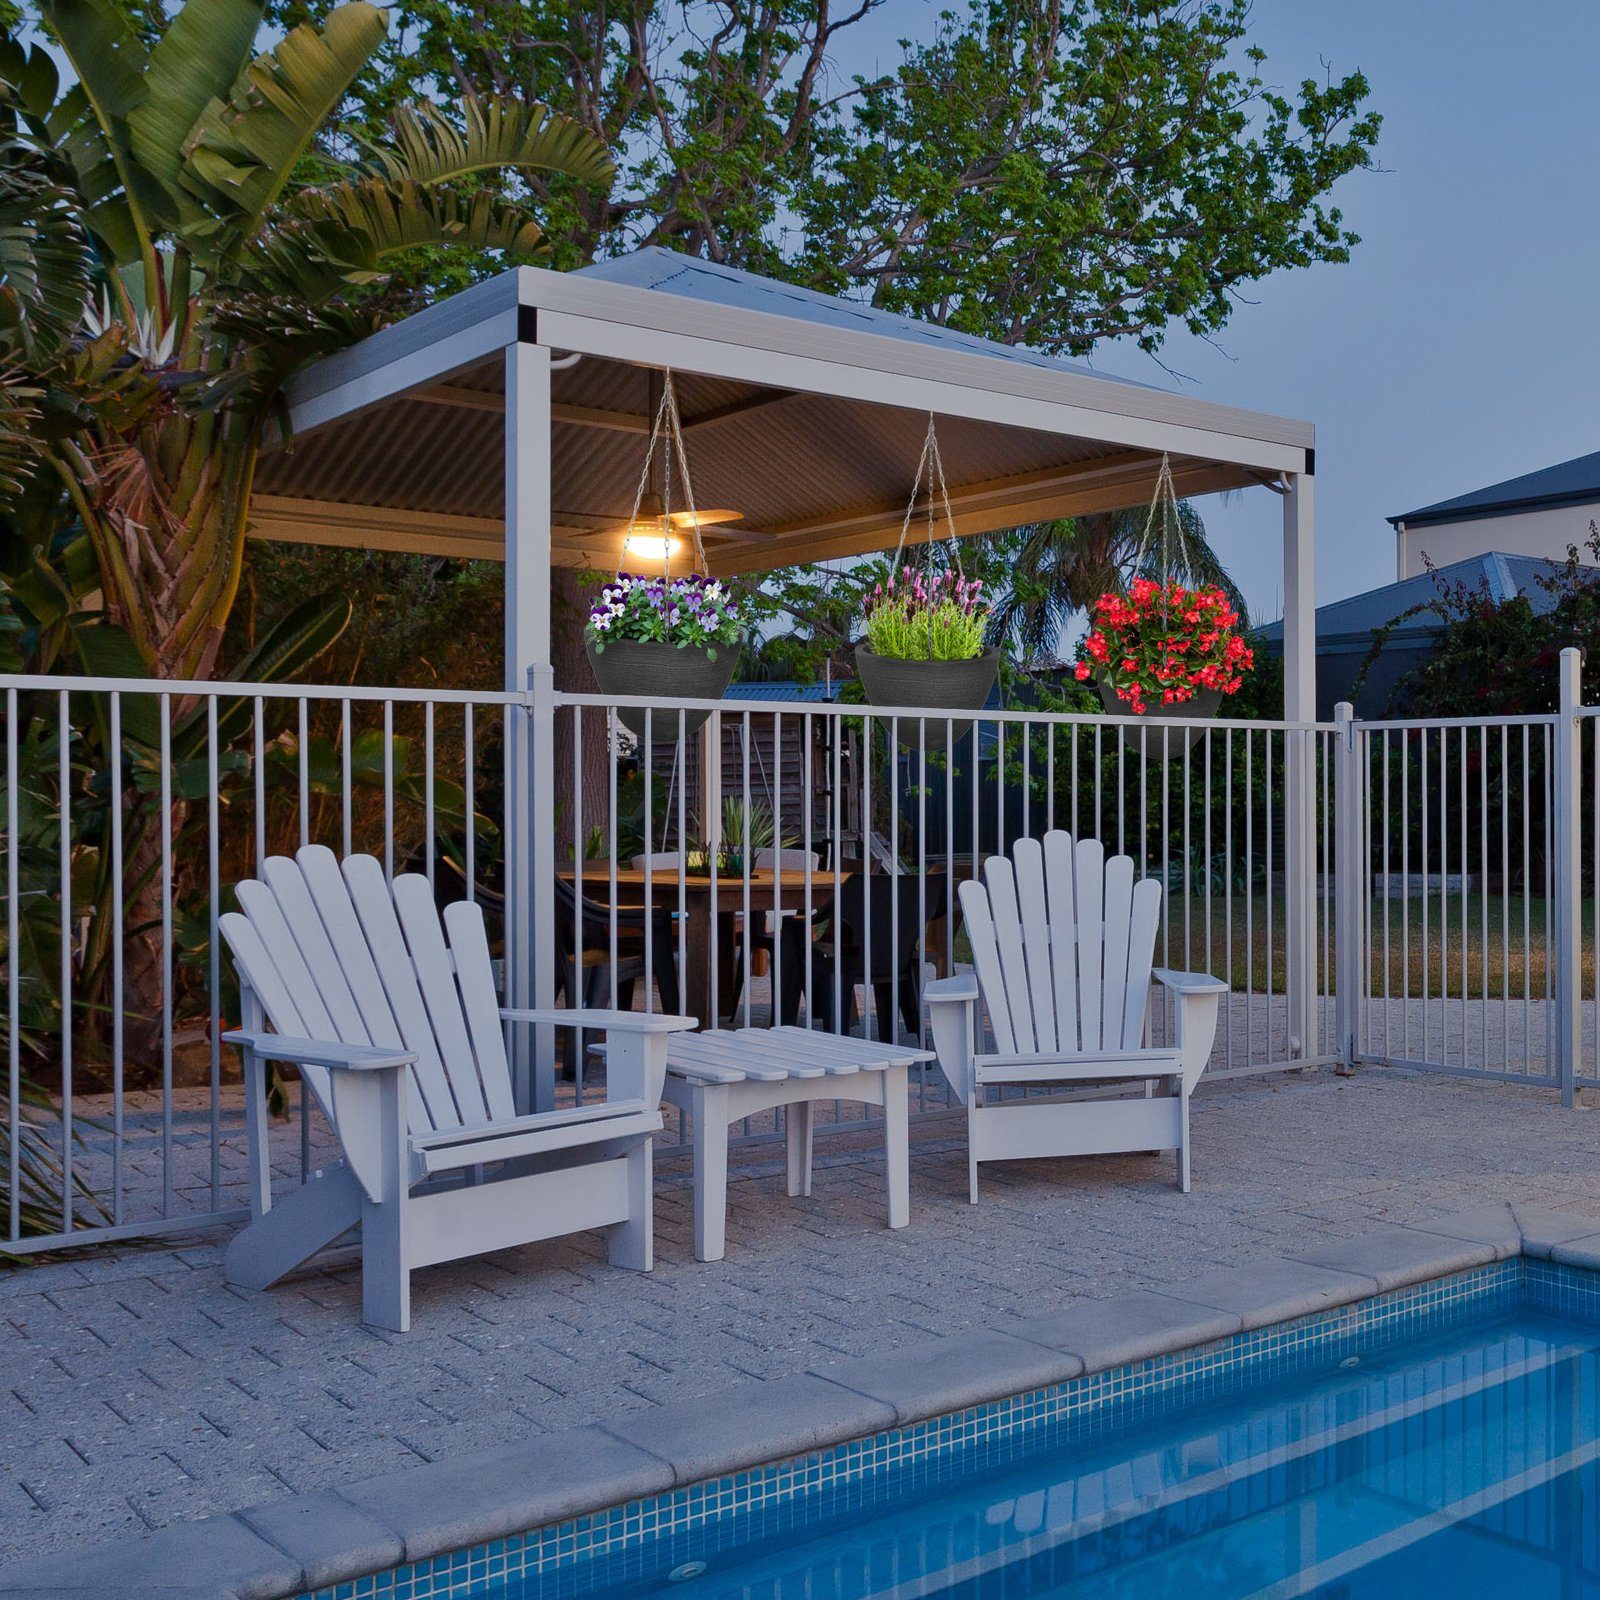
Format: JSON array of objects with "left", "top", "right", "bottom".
[
  {"left": 575, "top": 249, "right": 1154, "bottom": 391},
  {"left": 1390, "top": 449, "right": 1600, "bottom": 527},
  {"left": 1256, "top": 551, "right": 1569, "bottom": 648}
]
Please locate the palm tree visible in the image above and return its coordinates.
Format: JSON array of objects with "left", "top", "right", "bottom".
[
  {"left": 0, "top": 0, "right": 613, "bottom": 681},
  {"left": 986, "top": 505, "right": 1248, "bottom": 664}
]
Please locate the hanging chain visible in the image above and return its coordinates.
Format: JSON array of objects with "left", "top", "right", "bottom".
[
  {"left": 621, "top": 370, "right": 708, "bottom": 577},
  {"left": 888, "top": 413, "right": 961, "bottom": 581},
  {"left": 1130, "top": 451, "right": 1182, "bottom": 623}
]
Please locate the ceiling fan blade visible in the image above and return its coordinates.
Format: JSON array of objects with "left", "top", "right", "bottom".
[{"left": 667, "top": 508, "right": 743, "bottom": 527}]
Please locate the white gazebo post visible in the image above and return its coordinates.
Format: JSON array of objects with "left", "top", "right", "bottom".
[
  {"left": 1281, "top": 467, "right": 1318, "bottom": 1060},
  {"left": 505, "top": 334, "right": 556, "bottom": 1111}
]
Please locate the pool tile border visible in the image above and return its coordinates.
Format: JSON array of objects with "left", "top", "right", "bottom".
[{"left": 4, "top": 1202, "right": 1599, "bottom": 1600}]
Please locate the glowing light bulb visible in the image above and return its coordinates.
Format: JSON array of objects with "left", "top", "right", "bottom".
[{"left": 622, "top": 532, "right": 679, "bottom": 563}]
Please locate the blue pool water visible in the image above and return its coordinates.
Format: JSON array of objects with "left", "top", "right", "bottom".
[{"left": 509, "top": 1303, "right": 1600, "bottom": 1600}]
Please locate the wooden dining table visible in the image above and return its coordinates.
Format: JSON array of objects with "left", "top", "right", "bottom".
[{"left": 563, "top": 865, "right": 847, "bottom": 1026}]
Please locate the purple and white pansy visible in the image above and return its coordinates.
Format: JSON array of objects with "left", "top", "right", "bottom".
[{"left": 586, "top": 573, "right": 744, "bottom": 656}]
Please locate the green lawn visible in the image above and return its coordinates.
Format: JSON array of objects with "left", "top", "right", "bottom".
[{"left": 1152, "top": 892, "right": 1588, "bottom": 998}]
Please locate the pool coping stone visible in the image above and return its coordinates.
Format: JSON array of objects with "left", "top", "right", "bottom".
[{"left": 0, "top": 1198, "right": 1576, "bottom": 1600}]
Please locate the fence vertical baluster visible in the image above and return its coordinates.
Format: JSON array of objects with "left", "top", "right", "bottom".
[
  {"left": 890, "top": 717, "right": 900, "bottom": 1045},
  {"left": 740, "top": 710, "right": 752, "bottom": 1031},
  {"left": 1522, "top": 724, "right": 1532, "bottom": 1076},
  {"left": 6, "top": 686, "right": 17, "bottom": 1242},
  {"left": 1592, "top": 717, "right": 1599, "bottom": 1081},
  {"left": 160, "top": 693, "right": 174, "bottom": 1216},
  {"left": 1382, "top": 730, "right": 1391, "bottom": 1059},
  {"left": 678, "top": 709, "right": 688, "bottom": 1039},
  {"left": 208, "top": 697, "right": 221, "bottom": 1205},
  {"left": 833, "top": 707, "right": 844, "bottom": 1034},
  {"left": 382, "top": 700, "right": 394, "bottom": 882},
  {"left": 918, "top": 722, "right": 928, "bottom": 1057},
  {"left": 772, "top": 711, "right": 782, "bottom": 1029},
  {"left": 1554, "top": 652, "right": 1582, "bottom": 1104},
  {"left": 298, "top": 698, "right": 310, "bottom": 849},
  {"left": 424, "top": 701, "right": 435, "bottom": 892},
  {"left": 1458, "top": 726, "right": 1468, "bottom": 1067},
  {"left": 945, "top": 717, "right": 955, "bottom": 995},
  {"left": 341, "top": 700, "right": 352, "bottom": 858},
  {"left": 609, "top": 709, "right": 619, "bottom": 1011},
  {"left": 1401, "top": 730, "right": 1411, "bottom": 1061},
  {"left": 464, "top": 702, "right": 476, "bottom": 901},
  {"left": 254, "top": 698, "right": 266, "bottom": 869},
  {"left": 1438, "top": 727, "right": 1449, "bottom": 1061},
  {"left": 1264, "top": 730, "right": 1274, "bottom": 1065},
  {"left": 57, "top": 691, "right": 71, "bottom": 1231},
  {"left": 863, "top": 714, "right": 874, "bottom": 1039},
  {"left": 803, "top": 710, "right": 813, "bottom": 1030},
  {"left": 109, "top": 693, "right": 124, "bottom": 1224},
  {"left": 643, "top": 715, "right": 654, "bottom": 1018},
  {"left": 1244, "top": 729, "right": 1254, "bottom": 1065},
  {"left": 1422, "top": 729, "right": 1433, "bottom": 1062},
  {"left": 1481, "top": 725, "right": 1490, "bottom": 1074},
  {"left": 1224, "top": 726, "right": 1233, "bottom": 1066}
]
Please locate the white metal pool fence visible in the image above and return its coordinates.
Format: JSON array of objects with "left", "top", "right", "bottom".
[{"left": 2, "top": 648, "right": 1594, "bottom": 1253}]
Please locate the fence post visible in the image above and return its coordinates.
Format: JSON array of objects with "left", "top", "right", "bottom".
[
  {"left": 1554, "top": 646, "right": 1583, "bottom": 1107},
  {"left": 1333, "top": 701, "right": 1360, "bottom": 1074},
  {"left": 527, "top": 664, "right": 558, "bottom": 1113}
]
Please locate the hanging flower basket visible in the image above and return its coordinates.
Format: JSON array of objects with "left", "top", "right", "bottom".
[
  {"left": 1076, "top": 577, "right": 1253, "bottom": 756},
  {"left": 582, "top": 372, "right": 745, "bottom": 745},
  {"left": 854, "top": 421, "right": 999, "bottom": 751},
  {"left": 586, "top": 573, "right": 742, "bottom": 744},
  {"left": 856, "top": 569, "right": 998, "bottom": 750}
]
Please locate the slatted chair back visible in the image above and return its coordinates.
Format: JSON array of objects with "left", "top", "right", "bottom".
[
  {"left": 957, "top": 832, "right": 1162, "bottom": 1057},
  {"left": 219, "top": 845, "right": 517, "bottom": 1138}
]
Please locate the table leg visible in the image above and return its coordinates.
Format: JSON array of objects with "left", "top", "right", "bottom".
[
  {"left": 882, "top": 1065, "right": 910, "bottom": 1230},
  {"left": 681, "top": 906, "right": 714, "bottom": 1030},
  {"left": 692, "top": 1083, "right": 730, "bottom": 1262},
  {"left": 784, "top": 1101, "right": 814, "bottom": 1198}
]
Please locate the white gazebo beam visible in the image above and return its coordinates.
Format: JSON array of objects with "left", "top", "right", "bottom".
[{"left": 709, "top": 458, "right": 1259, "bottom": 577}]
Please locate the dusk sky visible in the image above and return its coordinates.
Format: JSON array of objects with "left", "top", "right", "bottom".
[{"left": 848, "top": 0, "right": 1600, "bottom": 627}]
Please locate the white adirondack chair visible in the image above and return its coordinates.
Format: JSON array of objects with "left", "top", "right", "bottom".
[
  {"left": 218, "top": 845, "right": 695, "bottom": 1331},
  {"left": 926, "top": 832, "right": 1226, "bottom": 1200}
]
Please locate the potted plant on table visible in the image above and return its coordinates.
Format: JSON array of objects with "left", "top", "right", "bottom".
[
  {"left": 586, "top": 572, "right": 744, "bottom": 744},
  {"left": 854, "top": 567, "right": 1000, "bottom": 750},
  {"left": 1074, "top": 576, "right": 1253, "bottom": 754}
]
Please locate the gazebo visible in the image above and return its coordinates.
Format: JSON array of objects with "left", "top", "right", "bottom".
[{"left": 253, "top": 247, "right": 1319, "bottom": 1097}]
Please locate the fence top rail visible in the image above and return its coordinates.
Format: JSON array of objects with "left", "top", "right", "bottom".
[
  {"left": 1354, "top": 711, "right": 1559, "bottom": 733},
  {"left": 0, "top": 673, "right": 528, "bottom": 708},
  {"left": 553, "top": 688, "right": 1338, "bottom": 736}
]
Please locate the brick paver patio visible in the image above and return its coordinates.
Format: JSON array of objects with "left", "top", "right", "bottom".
[{"left": 5, "top": 1064, "right": 1600, "bottom": 1562}]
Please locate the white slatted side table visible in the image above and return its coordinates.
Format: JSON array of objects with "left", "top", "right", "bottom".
[{"left": 662, "top": 1026, "right": 932, "bottom": 1262}]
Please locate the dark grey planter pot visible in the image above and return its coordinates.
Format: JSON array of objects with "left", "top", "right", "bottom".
[
  {"left": 586, "top": 638, "right": 738, "bottom": 744},
  {"left": 1097, "top": 679, "right": 1223, "bottom": 757},
  {"left": 854, "top": 646, "right": 1000, "bottom": 752}
]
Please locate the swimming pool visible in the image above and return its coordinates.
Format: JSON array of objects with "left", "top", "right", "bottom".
[{"left": 295, "top": 1256, "right": 1600, "bottom": 1600}]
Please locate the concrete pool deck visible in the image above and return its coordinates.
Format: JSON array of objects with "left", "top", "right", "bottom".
[{"left": 5, "top": 1067, "right": 1600, "bottom": 1594}]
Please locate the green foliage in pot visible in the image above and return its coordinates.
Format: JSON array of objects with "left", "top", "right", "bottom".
[{"left": 861, "top": 569, "right": 988, "bottom": 661}]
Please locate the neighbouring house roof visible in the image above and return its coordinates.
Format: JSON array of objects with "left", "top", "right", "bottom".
[
  {"left": 1389, "top": 449, "right": 1600, "bottom": 529},
  {"left": 723, "top": 679, "right": 847, "bottom": 702},
  {"left": 1256, "top": 551, "right": 1568, "bottom": 655},
  {"left": 573, "top": 249, "right": 1153, "bottom": 390}
]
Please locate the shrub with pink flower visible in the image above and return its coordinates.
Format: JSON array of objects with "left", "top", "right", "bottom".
[
  {"left": 1074, "top": 578, "right": 1253, "bottom": 715},
  {"left": 861, "top": 568, "right": 988, "bottom": 661}
]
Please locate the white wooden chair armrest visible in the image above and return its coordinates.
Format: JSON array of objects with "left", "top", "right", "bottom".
[
  {"left": 925, "top": 975, "right": 979, "bottom": 1004},
  {"left": 500, "top": 1008, "right": 699, "bottom": 1033},
  {"left": 1151, "top": 969, "right": 1228, "bottom": 996},
  {"left": 223, "top": 1031, "right": 417, "bottom": 1072}
]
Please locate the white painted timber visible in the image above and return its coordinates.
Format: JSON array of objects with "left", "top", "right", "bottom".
[
  {"left": 928, "top": 832, "right": 1227, "bottom": 1201},
  {"left": 662, "top": 1027, "right": 930, "bottom": 1260},
  {"left": 217, "top": 846, "right": 691, "bottom": 1331}
]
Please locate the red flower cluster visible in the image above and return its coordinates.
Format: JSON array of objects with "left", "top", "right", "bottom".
[{"left": 1073, "top": 580, "right": 1253, "bottom": 716}]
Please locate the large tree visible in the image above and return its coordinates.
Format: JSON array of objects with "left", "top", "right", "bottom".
[
  {"left": 276, "top": 0, "right": 1378, "bottom": 740},
  {"left": 302, "top": 0, "right": 1379, "bottom": 352},
  {"left": 1, "top": 0, "right": 613, "bottom": 681}
]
